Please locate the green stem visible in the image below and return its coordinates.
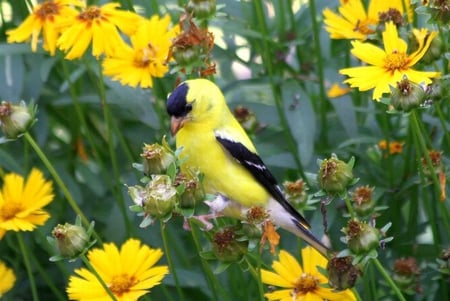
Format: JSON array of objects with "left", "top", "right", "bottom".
[
  {"left": 160, "top": 222, "right": 186, "bottom": 301},
  {"left": 80, "top": 254, "right": 118, "bottom": 301},
  {"left": 32, "top": 253, "right": 66, "bottom": 301},
  {"left": 308, "top": 0, "right": 328, "bottom": 146},
  {"left": 17, "top": 233, "right": 39, "bottom": 301},
  {"left": 188, "top": 219, "right": 227, "bottom": 301},
  {"left": 371, "top": 258, "right": 406, "bottom": 301},
  {"left": 244, "top": 256, "right": 265, "bottom": 301},
  {"left": 343, "top": 194, "right": 355, "bottom": 219},
  {"left": 253, "top": 0, "right": 307, "bottom": 182},
  {"left": 24, "top": 132, "right": 102, "bottom": 244},
  {"left": 95, "top": 62, "right": 132, "bottom": 237}
]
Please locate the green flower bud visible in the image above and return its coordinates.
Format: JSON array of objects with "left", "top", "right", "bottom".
[
  {"left": 211, "top": 227, "right": 248, "bottom": 263},
  {"left": 233, "top": 106, "right": 259, "bottom": 134},
  {"left": 174, "top": 170, "right": 205, "bottom": 209},
  {"left": 140, "top": 136, "right": 175, "bottom": 175},
  {"left": 283, "top": 179, "right": 308, "bottom": 205},
  {"left": 422, "top": 35, "right": 443, "bottom": 63},
  {"left": 187, "top": 0, "right": 216, "bottom": 20},
  {"left": 327, "top": 255, "right": 361, "bottom": 290},
  {"left": 351, "top": 185, "right": 375, "bottom": 217},
  {"left": 130, "top": 175, "right": 177, "bottom": 219},
  {"left": 172, "top": 45, "right": 201, "bottom": 67},
  {"left": 318, "top": 154, "right": 354, "bottom": 194},
  {"left": 51, "top": 223, "right": 88, "bottom": 258},
  {"left": 390, "top": 76, "right": 427, "bottom": 112},
  {"left": 392, "top": 257, "right": 420, "bottom": 292},
  {"left": 0, "top": 100, "right": 36, "bottom": 139},
  {"left": 343, "top": 220, "right": 380, "bottom": 255}
]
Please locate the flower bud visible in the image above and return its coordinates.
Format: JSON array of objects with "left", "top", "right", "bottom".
[
  {"left": 283, "top": 179, "right": 308, "bottom": 205},
  {"left": 233, "top": 106, "right": 259, "bottom": 134},
  {"left": 318, "top": 154, "right": 354, "bottom": 194},
  {"left": 327, "top": 255, "right": 361, "bottom": 290},
  {"left": 390, "top": 76, "right": 427, "bottom": 112},
  {"left": 130, "top": 175, "right": 178, "bottom": 219},
  {"left": 140, "top": 137, "right": 176, "bottom": 175},
  {"left": 211, "top": 226, "right": 248, "bottom": 263},
  {"left": 172, "top": 45, "right": 201, "bottom": 67},
  {"left": 392, "top": 257, "right": 421, "bottom": 293},
  {"left": 351, "top": 185, "right": 375, "bottom": 217},
  {"left": 421, "top": 149, "right": 443, "bottom": 175},
  {"left": 186, "top": 0, "right": 216, "bottom": 20},
  {"left": 343, "top": 219, "right": 380, "bottom": 255},
  {"left": 0, "top": 101, "right": 36, "bottom": 139},
  {"left": 174, "top": 170, "right": 205, "bottom": 209},
  {"left": 421, "top": 35, "right": 443, "bottom": 63},
  {"left": 51, "top": 223, "right": 89, "bottom": 258}
]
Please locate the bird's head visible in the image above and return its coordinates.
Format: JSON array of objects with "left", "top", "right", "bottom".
[{"left": 166, "top": 79, "right": 226, "bottom": 135}]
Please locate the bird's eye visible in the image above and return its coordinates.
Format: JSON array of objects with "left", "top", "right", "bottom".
[{"left": 185, "top": 103, "right": 193, "bottom": 112}]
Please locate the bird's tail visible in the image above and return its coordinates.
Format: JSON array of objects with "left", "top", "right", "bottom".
[{"left": 267, "top": 199, "right": 330, "bottom": 257}]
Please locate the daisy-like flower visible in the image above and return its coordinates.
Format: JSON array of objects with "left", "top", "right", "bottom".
[
  {"left": 0, "top": 168, "right": 54, "bottom": 239},
  {"left": 0, "top": 260, "right": 16, "bottom": 297},
  {"left": 6, "top": 0, "right": 84, "bottom": 55},
  {"left": 339, "top": 22, "right": 440, "bottom": 100},
  {"left": 323, "top": 0, "right": 412, "bottom": 40},
  {"left": 102, "top": 14, "right": 180, "bottom": 88},
  {"left": 261, "top": 246, "right": 356, "bottom": 301},
  {"left": 67, "top": 238, "right": 169, "bottom": 301},
  {"left": 57, "top": 3, "right": 142, "bottom": 60}
]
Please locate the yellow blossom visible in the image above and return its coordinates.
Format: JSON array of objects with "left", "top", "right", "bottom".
[
  {"left": 327, "top": 83, "right": 351, "bottom": 98},
  {"left": 261, "top": 246, "right": 356, "bottom": 301},
  {"left": 102, "top": 14, "right": 180, "bottom": 88},
  {"left": 0, "top": 260, "right": 16, "bottom": 297},
  {"left": 57, "top": 3, "right": 142, "bottom": 60},
  {"left": 6, "top": 0, "right": 84, "bottom": 55},
  {"left": 67, "top": 238, "right": 169, "bottom": 301},
  {"left": 323, "top": 0, "right": 413, "bottom": 40},
  {"left": 339, "top": 22, "right": 440, "bottom": 100},
  {"left": 378, "top": 139, "right": 404, "bottom": 154},
  {"left": 0, "top": 168, "right": 54, "bottom": 239}
]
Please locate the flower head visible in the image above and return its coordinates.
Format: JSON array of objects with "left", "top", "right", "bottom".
[
  {"left": 0, "top": 100, "right": 36, "bottom": 139},
  {"left": 102, "top": 14, "right": 180, "bottom": 88},
  {"left": 340, "top": 22, "right": 440, "bottom": 100},
  {"left": 6, "top": 0, "right": 84, "bottom": 55},
  {"left": 67, "top": 238, "right": 169, "bottom": 301},
  {"left": 57, "top": 3, "right": 142, "bottom": 59},
  {"left": 0, "top": 168, "right": 54, "bottom": 239},
  {"left": 261, "top": 246, "right": 356, "bottom": 300},
  {"left": 0, "top": 260, "right": 16, "bottom": 297},
  {"left": 323, "top": 0, "right": 412, "bottom": 40}
]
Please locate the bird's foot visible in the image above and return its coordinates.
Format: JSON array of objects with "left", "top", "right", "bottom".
[{"left": 183, "top": 213, "right": 223, "bottom": 231}]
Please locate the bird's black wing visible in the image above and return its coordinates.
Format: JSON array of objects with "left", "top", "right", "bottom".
[{"left": 215, "top": 133, "right": 311, "bottom": 229}]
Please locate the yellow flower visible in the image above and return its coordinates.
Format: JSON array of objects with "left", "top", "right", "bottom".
[
  {"left": 378, "top": 139, "right": 404, "bottom": 154},
  {"left": 323, "top": 0, "right": 412, "bottom": 40},
  {"left": 339, "top": 22, "right": 440, "bottom": 100},
  {"left": 261, "top": 246, "right": 356, "bottom": 301},
  {"left": 6, "top": 0, "right": 84, "bottom": 55},
  {"left": 0, "top": 168, "right": 54, "bottom": 239},
  {"left": 0, "top": 260, "right": 16, "bottom": 297},
  {"left": 102, "top": 14, "right": 180, "bottom": 88},
  {"left": 57, "top": 3, "right": 142, "bottom": 60},
  {"left": 67, "top": 238, "right": 169, "bottom": 301},
  {"left": 327, "top": 83, "right": 351, "bottom": 98}
]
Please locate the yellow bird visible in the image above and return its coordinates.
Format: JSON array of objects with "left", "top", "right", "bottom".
[{"left": 167, "top": 79, "right": 329, "bottom": 256}]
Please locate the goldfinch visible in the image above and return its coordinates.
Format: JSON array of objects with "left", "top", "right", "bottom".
[{"left": 167, "top": 79, "right": 329, "bottom": 256}]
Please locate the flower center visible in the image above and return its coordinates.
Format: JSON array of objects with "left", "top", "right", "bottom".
[
  {"left": 293, "top": 273, "right": 318, "bottom": 294},
  {"left": 36, "top": 2, "right": 60, "bottom": 20},
  {"left": 135, "top": 44, "right": 159, "bottom": 68},
  {"left": 78, "top": 7, "right": 103, "bottom": 22},
  {"left": 109, "top": 274, "right": 137, "bottom": 297},
  {"left": 384, "top": 51, "right": 409, "bottom": 72},
  {"left": 1, "top": 202, "right": 22, "bottom": 220}
]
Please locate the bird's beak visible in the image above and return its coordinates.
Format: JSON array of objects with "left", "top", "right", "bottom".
[{"left": 170, "top": 116, "right": 185, "bottom": 136}]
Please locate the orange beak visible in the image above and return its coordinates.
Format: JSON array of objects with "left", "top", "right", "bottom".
[{"left": 170, "top": 116, "right": 185, "bottom": 136}]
